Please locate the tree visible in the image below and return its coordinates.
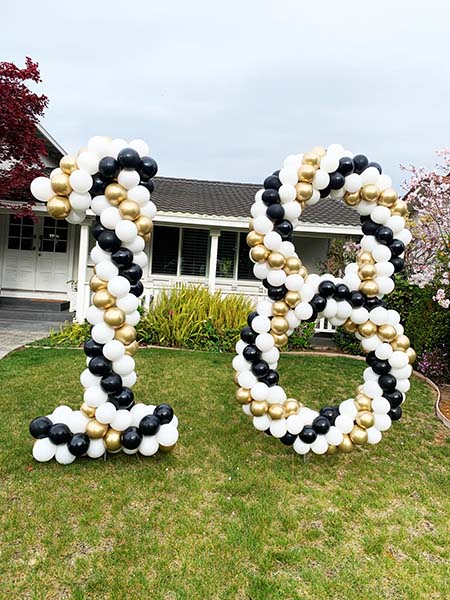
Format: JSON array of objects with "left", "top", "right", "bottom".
[
  {"left": 0, "top": 57, "right": 48, "bottom": 217},
  {"left": 402, "top": 149, "right": 450, "bottom": 308}
]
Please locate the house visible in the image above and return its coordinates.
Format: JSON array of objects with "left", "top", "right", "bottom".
[{"left": 0, "top": 126, "right": 361, "bottom": 328}]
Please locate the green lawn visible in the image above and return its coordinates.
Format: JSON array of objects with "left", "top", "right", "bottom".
[{"left": 1, "top": 347, "right": 449, "bottom": 600}]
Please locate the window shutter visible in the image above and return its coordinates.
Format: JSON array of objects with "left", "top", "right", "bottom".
[
  {"left": 180, "top": 229, "right": 209, "bottom": 276},
  {"left": 216, "top": 231, "right": 237, "bottom": 278},
  {"left": 152, "top": 226, "right": 180, "bottom": 275}
]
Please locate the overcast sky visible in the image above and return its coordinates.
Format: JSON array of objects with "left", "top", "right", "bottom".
[{"left": 2, "top": 0, "right": 450, "bottom": 188}]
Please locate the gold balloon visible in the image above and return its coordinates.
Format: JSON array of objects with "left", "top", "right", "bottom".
[
  {"left": 104, "top": 306, "right": 126, "bottom": 328},
  {"left": 272, "top": 301, "right": 289, "bottom": 316},
  {"left": 350, "top": 426, "right": 368, "bottom": 445},
  {"left": 338, "top": 435, "right": 355, "bottom": 453},
  {"left": 284, "top": 256, "right": 302, "bottom": 274},
  {"left": 356, "top": 411, "right": 375, "bottom": 429},
  {"left": 355, "top": 394, "right": 372, "bottom": 411},
  {"left": 391, "top": 335, "right": 410, "bottom": 351},
  {"left": 104, "top": 428, "right": 122, "bottom": 452},
  {"left": 93, "top": 288, "right": 116, "bottom": 309},
  {"left": 246, "top": 231, "right": 264, "bottom": 247},
  {"left": 299, "top": 266, "right": 308, "bottom": 279},
  {"left": 119, "top": 200, "right": 141, "bottom": 221},
  {"left": 115, "top": 324, "right": 137, "bottom": 345},
  {"left": 361, "top": 184, "right": 380, "bottom": 202},
  {"left": 135, "top": 216, "right": 153, "bottom": 236},
  {"left": 272, "top": 332, "right": 288, "bottom": 348},
  {"left": 51, "top": 172, "right": 72, "bottom": 196},
  {"left": 358, "top": 320, "right": 377, "bottom": 338},
  {"left": 233, "top": 372, "right": 240, "bottom": 385},
  {"left": 391, "top": 199, "right": 408, "bottom": 216},
  {"left": 357, "top": 251, "right": 375, "bottom": 265},
  {"left": 358, "top": 263, "right": 376, "bottom": 280},
  {"left": 159, "top": 444, "right": 176, "bottom": 453},
  {"left": 250, "top": 245, "right": 270, "bottom": 263},
  {"left": 285, "top": 291, "right": 301, "bottom": 308},
  {"left": 295, "top": 182, "right": 313, "bottom": 201},
  {"left": 297, "top": 164, "right": 316, "bottom": 183},
  {"left": 124, "top": 341, "right": 139, "bottom": 356},
  {"left": 248, "top": 219, "right": 254, "bottom": 231},
  {"left": 378, "top": 188, "right": 398, "bottom": 207},
  {"left": 343, "top": 318, "right": 358, "bottom": 334},
  {"left": 378, "top": 324, "right": 397, "bottom": 342},
  {"left": 105, "top": 183, "right": 127, "bottom": 205},
  {"left": 90, "top": 274, "right": 107, "bottom": 292},
  {"left": 268, "top": 403, "right": 285, "bottom": 420},
  {"left": 271, "top": 316, "right": 289, "bottom": 334},
  {"left": 406, "top": 347, "right": 417, "bottom": 364},
  {"left": 80, "top": 402, "right": 96, "bottom": 418},
  {"left": 359, "top": 280, "right": 379, "bottom": 297},
  {"left": 326, "top": 444, "right": 338, "bottom": 455},
  {"left": 250, "top": 400, "right": 269, "bottom": 416},
  {"left": 143, "top": 232, "right": 152, "bottom": 244},
  {"left": 268, "top": 252, "right": 285, "bottom": 269},
  {"left": 302, "top": 152, "right": 320, "bottom": 167},
  {"left": 59, "top": 154, "right": 78, "bottom": 175},
  {"left": 86, "top": 419, "right": 109, "bottom": 439},
  {"left": 311, "top": 146, "right": 326, "bottom": 158},
  {"left": 284, "top": 399, "right": 300, "bottom": 417},
  {"left": 236, "top": 387, "right": 252, "bottom": 404},
  {"left": 46, "top": 195, "right": 71, "bottom": 220},
  {"left": 344, "top": 191, "right": 360, "bottom": 206}
]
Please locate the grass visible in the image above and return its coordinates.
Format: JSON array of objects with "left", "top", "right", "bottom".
[{"left": 0, "top": 347, "right": 449, "bottom": 600}]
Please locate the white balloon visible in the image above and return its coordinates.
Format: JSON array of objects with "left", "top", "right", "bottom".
[
  {"left": 267, "top": 385, "right": 286, "bottom": 404},
  {"left": 125, "top": 310, "right": 141, "bottom": 326},
  {"left": 69, "top": 169, "right": 93, "bottom": 193},
  {"left": 95, "top": 402, "right": 117, "bottom": 424},
  {"left": 118, "top": 169, "right": 140, "bottom": 190},
  {"left": 251, "top": 382, "right": 269, "bottom": 401},
  {"left": 116, "top": 294, "right": 140, "bottom": 313},
  {"left": 88, "top": 135, "right": 111, "bottom": 158},
  {"left": 344, "top": 173, "right": 362, "bottom": 193},
  {"left": 103, "top": 339, "right": 126, "bottom": 361},
  {"left": 278, "top": 184, "right": 297, "bottom": 203},
  {"left": 335, "top": 414, "right": 354, "bottom": 434},
  {"left": 351, "top": 307, "right": 369, "bottom": 324},
  {"left": 312, "top": 169, "right": 330, "bottom": 190},
  {"left": 257, "top": 300, "right": 273, "bottom": 317},
  {"left": 156, "top": 424, "right": 179, "bottom": 446},
  {"left": 253, "top": 262, "right": 270, "bottom": 280},
  {"left": 311, "top": 435, "right": 328, "bottom": 455},
  {"left": 90, "top": 245, "right": 110, "bottom": 264},
  {"left": 255, "top": 333, "right": 275, "bottom": 352},
  {"left": 116, "top": 220, "right": 138, "bottom": 242},
  {"left": 374, "top": 413, "right": 392, "bottom": 432},
  {"left": 251, "top": 315, "right": 271, "bottom": 334},
  {"left": 111, "top": 409, "right": 132, "bottom": 431},
  {"left": 87, "top": 438, "right": 106, "bottom": 459},
  {"left": 84, "top": 386, "right": 108, "bottom": 407},
  {"left": 372, "top": 245, "right": 391, "bottom": 263},
  {"left": 397, "top": 379, "right": 410, "bottom": 393},
  {"left": 91, "top": 322, "right": 115, "bottom": 344},
  {"left": 113, "top": 355, "right": 135, "bottom": 377},
  {"left": 55, "top": 444, "right": 76, "bottom": 465},
  {"left": 127, "top": 235, "right": 145, "bottom": 253},
  {"left": 139, "top": 436, "right": 159, "bottom": 456},
  {"left": 320, "top": 155, "right": 339, "bottom": 173},
  {"left": 30, "top": 176, "right": 54, "bottom": 202},
  {"left": 122, "top": 371, "right": 137, "bottom": 388},
  {"left": 283, "top": 201, "right": 302, "bottom": 221},
  {"left": 293, "top": 437, "right": 310, "bottom": 455},
  {"left": 253, "top": 414, "right": 272, "bottom": 431},
  {"left": 133, "top": 252, "right": 148, "bottom": 269},
  {"left": 325, "top": 426, "right": 344, "bottom": 446},
  {"left": 264, "top": 231, "right": 282, "bottom": 251},
  {"left": 285, "top": 274, "right": 304, "bottom": 291},
  {"left": 270, "top": 419, "right": 288, "bottom": 438},
  {"left": 339, "top": 399, "right": 358, "bottom": 419},
  {"left": 139, "top": 201, "right": 156, "bottom": 219},
  {"left": 251, "top": 202, "right": 267, "bottom": 218},
  {"left": 108, "top": 138, "right": 128, "bottom": 158},
  {"left": 127, "top": 185, "right": 150, "bottom": 205},
  {"left": 107, "top": 276, "right": 131, "bottom": 298},
  {"left": 67, "top": 410, "right": 89, "bottom": 434},
  {"left": 80, "top": 368, "right": 101, "bottom": 388},
  {"left": 238, "top": 371, "right": 257, "bottom": 388},
  {"left": 253, "top": 216, "right": 273, "bottom": 235},
  {"left": 267, "top": 269, "right": 286, "bottom": 287},
  {"left": 32, "top": 438, "right": 56, "bottom": 462},
  {"left": 51, "top": 405, "right": 74, "bottom": 422},
  {"left": 360, "top": 167, "right": 380, "bottom": 185},
  {"left": 371, "top": 206, "right": 391, "bottom": 225},
  {"left": 363, "top": 380, "right": 383, "bottom": 399},
  {"left": 86, "top": 305, "right": 104, "bottom": 326},
  {"left": 372, "top": 397, "right": 391, "bottom": 414},
  {"left": 66, "top": 209, "right": 86, "bottom": 225},
  {"left": 294, "top": 302, "right": 313, "bottom": 321},
  {"left": 279, "top": 241, "right": 295, "bottom": 257},
  {"left": 91, "top": 195, "right": 110, "bottom": 215},
  {"left": 130, "top": 403, "right": 152, "bottom": 427},
  {"left": 279, "top": 167, "right": 298, "bottom": 185},
  {"left": 123, "top": 447, "right": 139, "bottom": 455},
  {"left": 77, "top": 151, "right": 99, "bottom": 175},
  {"left": 95, "top": 261, "right": 119, "bottom": 281},
  {"left": 300, "top": 284, "right": 315, "bottom": 302},
  {"left": 375, "top": 343, "right": 393, "bottom": 360},
  {"left": 286, "top": 414, "right": 305, "bottom": 435},
  {"left": 100, "top": 206, "right": 122, "bottom": 229},
  {"left": 367, "top": 427, "right": 383, "bottom": 444},
  {"left": 129, "top": 138, "right": 149, "bottom": 156}
]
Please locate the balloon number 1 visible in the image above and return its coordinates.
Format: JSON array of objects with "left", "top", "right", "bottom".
[
  {"left": 29, "top": 136, "right": 179, "bottom": 464},
  {"left": 233, "top": 145, "right": 415, "bottom": 456}
]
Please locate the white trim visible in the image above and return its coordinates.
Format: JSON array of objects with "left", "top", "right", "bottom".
[
  {"left": 75, "top": 225, "right": 90, "bottom": 322},
  {"left": 208, "top": 230, "right": 220, "bottom": 292},
  {"left": 36, "top": 123, "right": 66, "bottom": 155}
]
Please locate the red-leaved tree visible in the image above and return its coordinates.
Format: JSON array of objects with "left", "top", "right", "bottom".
[{"left": 0, "top": 57, "right": 48, "bottom": 216}]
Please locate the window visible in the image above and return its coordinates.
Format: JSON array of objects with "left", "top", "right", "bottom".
[
  {"left": 40, "top": 217, "right": 68, "bottom": 253},
  {"left": 216, "top": 232, "right": 237, "bottom": 278},
  {"left": 237, "top": 232, "right": 256, "bottom": 280},
  {"left": 181, "top": 229, "right": 209, "bottom": 276},
  {"left": 152, "top": 226, "right": 180, "bottom": 275},
  {"left": 7, "top": 216, "right": 35, "bottom": 251}
]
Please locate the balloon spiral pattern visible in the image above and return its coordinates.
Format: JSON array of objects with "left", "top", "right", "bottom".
[
  {"left": 233, "top": 145, "right": 415, "bottom": 456},
  {"left": 29, "top": 136, "right": 179, "bottom": 464}
]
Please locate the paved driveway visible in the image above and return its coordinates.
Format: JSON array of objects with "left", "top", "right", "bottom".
[{"left": 0, "top": 320, "right": 59, "bottom": 359}]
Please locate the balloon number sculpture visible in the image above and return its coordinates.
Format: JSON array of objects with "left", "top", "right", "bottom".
[
  {"left": 29, "top": 136, "right": 179, "bottom": 464},
  {"left": 233, "top": 145, "right": 416, "bottom": 456}
]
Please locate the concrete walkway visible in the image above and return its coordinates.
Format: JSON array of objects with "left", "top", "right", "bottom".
[{"left": 0, "top": 319, "right": 59, "bottom": 359}]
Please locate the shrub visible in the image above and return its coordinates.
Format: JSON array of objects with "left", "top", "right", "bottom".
[
  {"left": 333, "top": 328, "right": 362, "bottom": 356},
  {"left": 32, "top": 321, "right": 90, "bottom": 347},
  {"left": 416, "top": 347, "right": 450, "bottom": 384},
  {"left": 288, "top": 322, "right": 315, "bottom": 350}
]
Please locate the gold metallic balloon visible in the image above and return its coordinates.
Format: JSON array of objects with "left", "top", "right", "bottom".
[
  {"left": 119, "top": 200, "right": 141, "bottom": 221},
  {"left": 104, "top": 306, "right": 126, "bottom": 328},
  {"left": 378, "top": 324, "right": 397, "bottom": 342},
  {"left": 344, "top": 191, "right": 360, "bottom": 206},
  {"left": 250, "top": 245, "right": 270, "bottom": 263},
  {"left": 105, "top": 183, "right": 127, "bottom": 205},
  {"left": 124, "top": 341, "right": 139, "bottom": 356},
  {"left": 51, "top": 173, "right": 72, "bottom": 196},
  {"left": 46, "top": 195, "right": 71, "bottom": 220},
  {"left": 90, "top": 274, "right": 107, "bottom": 292},
  {"left": 272, "top": 301, "right": 289, "bottom": 316},
  {"left": 115, "top": 324, "right": 137, "bottom": 345},
  {"left": 297, "top": 164, "right": 316, "bottom": 183},
  {"left": 338, "top": 435, "right": 355, "bottom": 453},
  {"left": 93, "top": 289, "right": 116, "bottom": 309},
  {"left": 295, "top": 182, "right": 313, "bottom": 201},
  {"left": 406, "top": 347, "right": 417, "bottom": 364},
  {"left": 80, "top": 402, "right": 96, "bottom": 418},
  {"left": 357, "top": 251, "right": 375, "bottom": 265},
  {"left": 391, "top": 200, "right": 408, "bottom": 216},
  {"left": 358, "top": 263, "right": 377, "bottom": 280},
  {"left": 233, "top": 372, "right": 240, "bottom": 385},
  {"left": 391, "top": 335, "right": 410, "bottom": 351},
  {"left": 143, "top": 232, "right": 152, "bottom": 244},
  {"left": 271, "top": 316, "right": 289, "bottom": 334},
  {"left": 350, "top": 426, "right": 368, "bottom": 445},
  {"left": 355, "top": 394, "right": 372, "bottom": 411},
  {"left": 299, "top": 266, "right": 308, "bottom": 279},
  {"left": 246, "top": 231, "right": 264, "bottom": 247},
  {"left": 250, "top": 400, "right": 269, "bottom": 416},
  {"left": 86, "top": 419, "right": 109, "bottom": 439},
  {"left": 378, "top": 188, "right": 398, "bottom": 207},
  {"left": 135, "top": 216, "right": 153, "bottom": 236},
  {"left": 272, "top": 332, "right": 288, "bottom": 348},
  {"left": 343, "top": 318, "right": 358, "bottom": 334},
  {"left": 268, "top": 252, "right": 286, "bottom": 269},
  {"left": 358, "top": 320, "right": 377, "bottom": 338},
  {"left": 302, "top": 152, "right": 320, "bottom": 167},
  {"left": 104, "top": 428, "right": 122, "bottom": 452},
  {"left": 311, "top": 146, "right": 326, "bottom": 158},
  {"left": 268, "top": 403, "right": 285, "bottom": 420},
  {"left": 59, "top": 154, "right": 78, "bottom": 175},
  {"left": 359, "top": 280, "right": 379, "bottom": 297},
  {"left": 159, "top": 444, "right": 176, "bottom": 453},
  {"left": 356, "top": 411, "right": 375, "bottom": 429},
  {"left": 326, "top": 444, "right": 338, "bottom": 455},
  {"left": 284, "top": 399, "right": 300, "bottom": 417},
  {"left": 361, "top": 184, "right": 380, "bottom": 202},
  {"left": 236, "top": 387, "right": 252, "bottom": 404},
  {"left": 248, "top": 219, "right": 254, "bottom": 231},
  {"left": 284, "top": 256, "right": 302, "bottom": 274},
  {"left": 285, "top": 290, "right": 301, "bottom": 308}
]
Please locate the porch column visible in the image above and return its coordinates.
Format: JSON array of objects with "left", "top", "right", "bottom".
[
  {"left": 208, "top": 230, "right": 220, "bottom": 293},
  {"left": 75, "top": 224, "right": 90, "bottom": 322}
]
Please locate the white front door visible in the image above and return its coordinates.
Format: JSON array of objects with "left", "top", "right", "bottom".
[{"left": 2, "top": 215, "right": 70, "bottom": 295}]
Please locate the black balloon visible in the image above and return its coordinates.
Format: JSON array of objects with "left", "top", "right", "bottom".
[
  {"left": 90, "top": 174, "right": 106, "bottom": 196},
  {"left": 383, "top": 390, "right": 403, "bottom": 408},
  {"left": 263, "top": 175, "right": 282, "bottom": 191},
  {"left": 319, "top": 184, "right": 331, "bottom": 198},
  {"left": 121, "top": 426, "right": 142, "bottom": 450},
  {"left": 261, "top": 189, "right": 280, "bottom": 206},
  {"left": 368, "top": 161, "right": 382, "bottom": 174},
  {"left": 378, "top": 374, "right": 397, "bottom": 392},
  {"left": 241, "top": 326, "right": 257, "bottom": 344},
  {"left": 112, "top": 247, "right": 134, "bottom": 268},
  {"left": 334, "top": 284, "right": 350, "bottom": 300},
  {"left": 243, "top": 344, "right": 261, "bottom": 363},
  {"left": 98, "top": 230, "right": 122, "bottom": 253},
  {"left": 390, "top": 239, "right": 405, "bottom": 257},
  {"left": 375, "top": 226, "right": 394, "bottom": 246},
  {"left": 89, "top": 356, "right": 112, "bottom": 377},
  {"left": 318, "top": 280, "right": 336, "bottom": 298},
  {"left": 247, "top": 311, "right": 258, "bottom": 326},
  {"left": 350, "top": 291, "right": 365, "bottom": 307},
  {"left": 362, "top": 219, "right": 379, "bottom": 236},
  {"left": 388, "top": 406, "right": 402, "bottom": 421},
  {"left": 140, "top": 156, "right": 158, "bottom": 178},
  {"left": 275, "top": 220, "right": 293, "bottom": 239},
  {"left": 92, "top": 220, "right": 106, "bottom": 241},
  {"left": 279, "top": 432, "right": 297, "bottom": 446},
  {"left": 312, "top": 416, "right": 331, "bottom": 435},
  {"left": 266, "top": 204, "right": 285, "bottom": 222},
  {"left": 29, "top": 416, "right": 52, "bottom": 439},
  {"left": 310, "top": 294, "right": 327, "bottom": 312},
  {"left": 98, "top": 156, "right": 120, "bottom": 179},
  {"left": 263, "top": 369, "right": 279, "bottom": 387},
  {"left": 118, "top": 147, "right": 141, "bottom": 169},
  {"left": 371, "top": 359, "right": 391, "bottom": 375},
  {"left": 84, "top": 338, "right": 104, "bottom": 358},
  {"left": 48, "top": 423, "right": 72, "bottom": 445},
  {"left": 251, "top": 361, "right": 270, "bottom": 379},
  {"left": 129, "top": 281, "right": 144, "bottom": 297},
  {"left": 139, "top": 414, "right": 161, "bottom": 436},
  {"left": 68, "top": 433, "right": 90, "bottom": 456},
  {"left": 140, "top": 179, "right": 155, "bottom": 194},
  {"left": 101, "top": 373, "right": 123, "bottom": 394},
  {"left": 120, "top": 263, "right": 143, "bottom": 285},
  {"left": 329, "top": 171, "right": 345, "bottom": 190},
  {"left": 390, "top": 257, "right": 405, "bottom": 273},
  {"left": 267, "top": 285, "right": 287, "bottom": 301},
  {"left": 353, "top": 154, "right": 369, "bottom": 174},
  {"left": 153, "top": 404, "right": 174, "bottom": 424},
  {"left": 299, "top": 426, "right": 317, "bottom": 444},
  {"left": 338, "top": 157, "right": 354, "bottom": 176},
  {"left": 319, "top": 407, "right": 337, "bottom": 425}
]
